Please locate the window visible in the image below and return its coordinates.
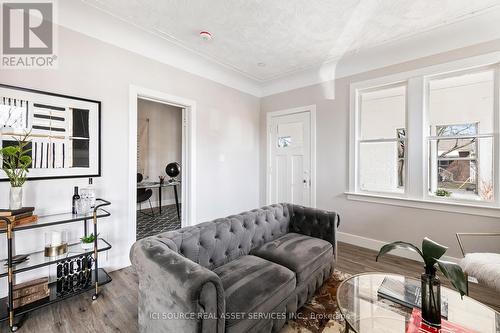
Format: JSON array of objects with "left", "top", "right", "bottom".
[
  {"left": 357, "top": 85, "right": 406, "bottom": 193},
  {"left": 434, "top": 124, "right": 479, "bottom": 195},
  {"left": 428, "top": 70, "right": 494, "bottom": 201},
  {"left": 349, "top": 58, "right": 500, "bottom": 213},
  {"left": 277, "top": 122, "right": 303, "bottom": 148}
]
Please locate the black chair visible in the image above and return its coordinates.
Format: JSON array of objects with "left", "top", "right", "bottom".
[{"left": 137, "top": 173, "right": 154, "bottom": 217}]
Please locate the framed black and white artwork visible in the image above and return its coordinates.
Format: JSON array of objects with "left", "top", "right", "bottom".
[{"left": 0, "top": 84, "right": 101, "bottom": 180}]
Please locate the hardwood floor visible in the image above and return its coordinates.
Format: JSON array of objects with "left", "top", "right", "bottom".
[
  {"left": 0, "top": 268, "right": 139, "bottom": 333},
  {"left": 336, "top": 242, "right": 500, "bottom": 312},
  {"left": 2, "top": 242, "right": 498, "bottom": 332}
]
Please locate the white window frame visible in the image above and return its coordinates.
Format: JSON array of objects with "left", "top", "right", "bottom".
[
  {"left": 424, "top": 67, "right": 498, "bottom": 205},
  {"left": 354, "top": 82, "right": 409, "bottom": 197},
  {"left": 347, "top": 52, "right": 500, "bottom": 218}
]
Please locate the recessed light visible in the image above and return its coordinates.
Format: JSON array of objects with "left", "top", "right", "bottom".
[
  {"left": 199, "top": 31, "right": 213, "bottom": 41},
  {"left": 257, "top": 62, "right": 266, "bottom": 67}
]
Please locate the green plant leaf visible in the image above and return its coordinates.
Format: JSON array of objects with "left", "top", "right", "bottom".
[
  {"left": 436, "top": 259, "right": 468, "bottom": 297},
  {"left": 1, "top": 146, "right": 19, "bottom": 156},
  {"left": 422, "top": 237, "right": 448, "bottom": 267},
  {"left": 0, "top": 132, "right": 32, "bottom": 184},
  {"left": 19, "top": 155, "right": 31, "bottom": 164},
  {"left": 80, "top": 233, "right": 99, "bottom": 243},
  {"left": 376, "top": 241, "right": 424, "bottom": 262}
]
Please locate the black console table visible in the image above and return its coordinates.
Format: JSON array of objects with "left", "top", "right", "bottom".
[
  {"left": 0, "top": 199, "right": 112, "bottom": 332},
  {"left": 137, "top": 181, "right": 180, "bottom": 218}
]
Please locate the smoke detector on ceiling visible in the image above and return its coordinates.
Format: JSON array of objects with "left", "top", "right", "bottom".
[{"left": 199, "top": 31, "right": 213, "bottom": 41}]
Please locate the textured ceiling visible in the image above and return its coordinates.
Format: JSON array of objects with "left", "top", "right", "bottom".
[{"left": 82, "top": 0, "right": 500, "bottom": 82}]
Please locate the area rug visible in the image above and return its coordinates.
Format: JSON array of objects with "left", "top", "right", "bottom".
[
  {"left": 281, "top": 270, "right": 352, "bottom": 333},
  {"left": 136, "top": 204, "right": 181, "bottom": 240}
]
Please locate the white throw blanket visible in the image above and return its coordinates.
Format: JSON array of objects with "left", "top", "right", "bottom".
[{"left": 460, "top": 253, "right": 500, "bottom": 292}]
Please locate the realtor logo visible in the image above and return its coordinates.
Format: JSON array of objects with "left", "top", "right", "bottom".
[{"left": 1, "top": 1, "right": 57, "bottom": 68}]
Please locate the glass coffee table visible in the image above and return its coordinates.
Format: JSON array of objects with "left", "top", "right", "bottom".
[{"left": 337, "top": 272, "right": 499, "bottom": 333}]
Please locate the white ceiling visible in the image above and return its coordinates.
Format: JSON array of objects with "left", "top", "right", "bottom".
[{"left": 81, "top": 0, "right": 500, "bottom": 82}]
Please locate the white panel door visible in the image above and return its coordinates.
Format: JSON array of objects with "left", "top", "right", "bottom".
[{"left": 269, "top": 111, "right": 311, "bottom": 206}]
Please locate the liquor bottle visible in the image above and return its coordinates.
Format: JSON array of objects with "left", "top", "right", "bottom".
[
  {"left": 87, "top": 178, "right": 96, "bottom": 208},
  {"left": 72, "top": 186, "right": 80, "bottom": 214}
]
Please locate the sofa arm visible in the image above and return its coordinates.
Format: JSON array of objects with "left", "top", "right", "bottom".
[
  {"left": 130, "top": 238, "right": 225, "bottom": 333},
  {"left": 288, "top": 205, "right": 340, "bottom": 255}
]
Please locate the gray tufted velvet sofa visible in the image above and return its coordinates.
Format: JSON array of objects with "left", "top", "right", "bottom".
[{"left": 130, "top": 203, "right": 340, "bottom": 333}]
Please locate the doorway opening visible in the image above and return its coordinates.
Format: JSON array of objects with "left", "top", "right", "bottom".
[
  {"left": 128, "top": 86, "right": 197, "bottom": 248},
  {"left": 136, "top": 98, "right": 183, "bottom": 239}
]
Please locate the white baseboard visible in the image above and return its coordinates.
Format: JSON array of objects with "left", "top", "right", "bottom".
[{"left": 337, "top": 231, "right": 459, "bottom": 263}]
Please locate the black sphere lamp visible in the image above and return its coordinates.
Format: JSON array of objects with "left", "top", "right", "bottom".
[{"left": 165, "top": 162, "right": 181, "bottom": 182}]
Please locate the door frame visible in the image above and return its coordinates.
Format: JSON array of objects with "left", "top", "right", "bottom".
[
  {"left": 128, "top": 85, "right": 197, "bottom": 245},
  {"left": 266, "top": 105, "right": 317, "bottom": 207}
]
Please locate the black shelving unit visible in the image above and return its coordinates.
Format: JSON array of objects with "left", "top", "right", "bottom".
[{"left": 0, "top": 199, "right": 112, "bottom": 332}]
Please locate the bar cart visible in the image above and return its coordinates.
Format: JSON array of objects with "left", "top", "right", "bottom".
[{"left": 0, "top": 199, "right": 112, "bottom": 332}]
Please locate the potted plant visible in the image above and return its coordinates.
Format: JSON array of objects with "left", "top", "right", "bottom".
[
  {"left": 80, "top": 233, "right": 99, "bottom": 250},
  {"left": 435, "top": 188, "right": 451, "bottom": 197},
  {"left": 376, "top": 237, "right": 467, "bottom": 328},
  {"left": 0, "top": 133, "right": 32, "bottom": 209}
]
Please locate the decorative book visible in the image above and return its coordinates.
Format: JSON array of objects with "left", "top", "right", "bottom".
[
  {"left": 5, "top": 211, "right": 33, "bottom": 221},
  {"left": 12, "top": 289, "right": 49, "bottom": 309},
  {"left": 378, "top": 277, "right": 448, "bottom": 317},
  {"left": 0, "top": 206, "right": 36, "bottom": 229},
  {"left": 0, "top": 215, "right": 38, "bottom": 228},
  {"left": 0, "top": 207, "right": 34, "bottom": 217},
  {"left": 12, "top": 277, "right": 48, "bottom": 299},
  {"left": 406, "top": 308, "right": 478, "bottom": 333},
  {"left": 10, "top": 277, "right": 49, "bottom": 309}
]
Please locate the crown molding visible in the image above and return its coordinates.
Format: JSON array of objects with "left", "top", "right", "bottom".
[
  {"left": 260, "top": 7, "right": 500, "bottom": 97},
  {"left": 57, "top": 1, "right": 263, "bottom": 97}
]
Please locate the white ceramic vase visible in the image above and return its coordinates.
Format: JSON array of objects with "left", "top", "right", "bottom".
[
  {"left": 81, "top": 242, "right": 94, "bottom": 251},
  {"left": 9, "top": 186, "right": 23, "bottom": 210}
]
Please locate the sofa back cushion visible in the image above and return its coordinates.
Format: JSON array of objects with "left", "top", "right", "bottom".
[
  {"left": 154, "top": 204, "right": 291, "bottom": 270},
  {"left": 289, "top": 205, "right": 338, "bottom": 246}
]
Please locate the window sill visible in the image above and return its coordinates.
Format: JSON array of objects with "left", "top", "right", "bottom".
[{"left": 345, "top": 192, "right": 500, "bottom": 218}]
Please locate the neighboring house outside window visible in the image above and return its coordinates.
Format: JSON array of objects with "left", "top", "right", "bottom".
[{"left": 432, "top": 123, "right": 480, "bottom": 199}]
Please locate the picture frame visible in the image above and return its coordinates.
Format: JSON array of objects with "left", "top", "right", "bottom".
[{"left": 0, "top": 84, "right": 101, "bottom": 181}]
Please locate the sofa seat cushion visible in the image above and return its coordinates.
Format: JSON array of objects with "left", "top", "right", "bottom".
[
  {"left": 213, "top": 255, "right": 295, "bottom": 331},
  {"left": 251, "top": 233, "right": 333, "bottom": 284}
]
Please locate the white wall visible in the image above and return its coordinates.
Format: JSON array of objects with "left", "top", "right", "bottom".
[
  {"left": 261, "top": 39, "right": 500, "bottom": 258},
  {"left": 137, "top": 99, "right": 182, "bottom": 206},
  {"left": 0, "top": 24, "right": 260, "bottom": 292}
]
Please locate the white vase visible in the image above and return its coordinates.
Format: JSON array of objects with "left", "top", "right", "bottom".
[
  {"left": 81, "top": 242, "right": 94, "bottom": 251},
  {"left": 9, "top": 186, "right": 23, "bottom": 210}
]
